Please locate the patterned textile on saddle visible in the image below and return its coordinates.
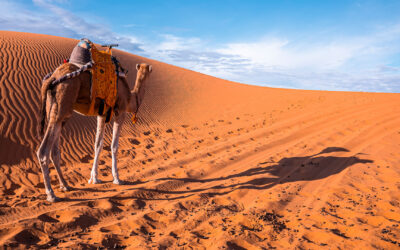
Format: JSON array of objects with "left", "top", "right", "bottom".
[
  {"left": 88, "top": 44, "right": 117, "bottom": 116},
  {"left": 69, "top": 39, "right": 118, "bottom": 118}
]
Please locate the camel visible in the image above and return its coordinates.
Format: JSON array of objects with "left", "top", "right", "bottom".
[{"left": 37, "top": 61, "right": 152, "bottom": 202}]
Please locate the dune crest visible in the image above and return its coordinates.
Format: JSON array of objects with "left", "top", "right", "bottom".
[{"left": 0, "top": 31, "right": 400, "bottom": 248}]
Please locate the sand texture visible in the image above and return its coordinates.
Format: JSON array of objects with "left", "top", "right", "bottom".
[{"left": 0, "top": 31, "right": 400, "bottom": 249}]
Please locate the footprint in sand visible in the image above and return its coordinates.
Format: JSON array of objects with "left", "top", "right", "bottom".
[
  {"left": 130, "top": 199, "right": 146, "bottom": 209},
  {"left": 80, "top": 154, "right": 92, "bottom": 163},
  {"left": 37, "top": 214, "right": 59, "bottom": 223},
  {"left": 128, "top": 138, "right": 141, "bottom": 145},
  {"left": 13, "top": 229, "right": 40, "bottom": 245}
]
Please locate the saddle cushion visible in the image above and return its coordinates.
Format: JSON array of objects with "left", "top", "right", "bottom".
[{"left": 69, "top": 40, "right": 91, "bottom": 67}]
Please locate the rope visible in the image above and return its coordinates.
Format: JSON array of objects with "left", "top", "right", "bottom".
[
  {"left": 48, "top": 61, "right": 94, "bottom": 90},
  {"left": 42, "top": 72, "right": 52, "bottom": 81}
]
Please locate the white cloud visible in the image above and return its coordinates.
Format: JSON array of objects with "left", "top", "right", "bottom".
[
  {"left": 142, "top": 27, "right": 400, "bottom": 92},
  {"left": 157, "top": 34, "right": 203, "bottom": 51}
]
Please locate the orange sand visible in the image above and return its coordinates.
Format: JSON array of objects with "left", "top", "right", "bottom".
[{"left": 0, "top": 31, "right": 399, "bottom": 249}]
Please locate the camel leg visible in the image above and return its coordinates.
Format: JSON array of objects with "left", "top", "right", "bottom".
[
  {"left": 50, "top": 133, "right": 71, "bottom": 191},
  {"left": 88, "top": 115, "right": 106, "bottom": 184},
  {"left": 37, "top": 121, "right": 62, "bottom": 202},
  {"left": 111, "top": 112, "right": 126, "bottom": 184}
]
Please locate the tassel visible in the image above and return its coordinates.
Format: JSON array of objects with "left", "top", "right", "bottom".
[{"left": 131, "top": 113, "right": 137, "bottom": 124}]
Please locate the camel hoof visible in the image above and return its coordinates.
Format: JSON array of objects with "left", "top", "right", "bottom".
[
  {"left": 47, "top": 195, "right": 60, "bottom": 203},
  {"left": 88, "top": 177, "right": 102, "bottom": 184},
  {"left": 113, "top": 179, "right": 124, "bottom": 185},
  {"left": 60, "top": 186, "right": 72, "bottom": 192}
]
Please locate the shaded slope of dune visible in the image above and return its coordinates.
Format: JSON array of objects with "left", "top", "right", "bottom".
[{"left": 0, "top": 31, "right": 400, "bottom": 248}]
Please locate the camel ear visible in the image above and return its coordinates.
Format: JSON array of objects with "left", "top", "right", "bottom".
[
  {"left": 136, "top": 64, "right": 140, "bottom": 70},
  {"left": 148, "top": 65, "right": 152, "bottom": 73}
]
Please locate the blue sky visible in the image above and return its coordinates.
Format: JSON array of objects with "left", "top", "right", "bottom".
[{"left": 1, "top": 0, "right": 400, "bottom": 92}]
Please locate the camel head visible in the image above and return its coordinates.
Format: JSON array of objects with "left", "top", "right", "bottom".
[
  {"left": 133, "top": 63, "right": 152, "bottom": 93},
  {"left": 129, "top": 63, "right": 152, "bottom": 113}
]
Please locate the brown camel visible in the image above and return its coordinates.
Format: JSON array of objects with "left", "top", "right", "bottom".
[{"left": 37, "top": 62, "right": 152, "bottom": 202}]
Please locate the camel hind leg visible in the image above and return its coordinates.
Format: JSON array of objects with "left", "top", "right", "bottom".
[
  {"left": 37, "top": 120, "right": 62, "bottom": 202},
  {"left": 50, "top": 132, "right": 71, "bottom": 191}
]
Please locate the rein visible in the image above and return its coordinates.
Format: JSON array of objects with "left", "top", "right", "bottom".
[{"left": 131, "top": 91, "right": 139, "bottom": 124}]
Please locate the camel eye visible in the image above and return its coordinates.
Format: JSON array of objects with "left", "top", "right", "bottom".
[{"left": 136, "top": 64, "right": 140, "bottom": 70}]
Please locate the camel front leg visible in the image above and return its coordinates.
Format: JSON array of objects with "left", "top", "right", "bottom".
[
  {"left": 88, "top": 115, "right": 106, "bottom": 184},
  {"left": 37, "top": 121, "right": 62, "bottom": 202},
  {"left": 111, "top": 112, "right": 126, "bottom": 184}
]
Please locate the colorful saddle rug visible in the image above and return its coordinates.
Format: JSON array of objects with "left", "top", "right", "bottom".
[
  {"left": 88, "top": 43, "right": 117, "bottom": 117},
  {"left": 70, "top": 39, "right": 118, "bottom": 119}
]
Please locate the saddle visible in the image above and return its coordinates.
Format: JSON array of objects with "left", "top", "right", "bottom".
[{"left": 69, "top": 38, "right": 121, "bottom": 122}]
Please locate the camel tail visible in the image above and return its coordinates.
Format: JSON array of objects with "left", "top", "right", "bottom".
[{"left": 38, "top": 75, "right": 54, "bottom": 138}]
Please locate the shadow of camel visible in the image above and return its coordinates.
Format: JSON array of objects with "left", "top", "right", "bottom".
[
  {"left": 123, "top": 147, "right": 373, "bottom": 199},
  {"left": 56, "top": 147, "right": 373, "bottom": 203}
]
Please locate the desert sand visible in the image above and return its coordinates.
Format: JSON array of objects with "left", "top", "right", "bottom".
[{"left": 0, "top": 31, "right": 399, "bottom": 249}]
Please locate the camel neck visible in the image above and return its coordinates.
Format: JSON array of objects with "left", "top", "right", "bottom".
[
  {"left": 132, "top": 76, "right": 143, "bottom": 94},
  {"left": 130, "top": 77, "right": 143, "bottom": 112}
]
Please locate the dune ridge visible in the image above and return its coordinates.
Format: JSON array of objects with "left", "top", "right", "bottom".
[{"left": 0, "top": 31, "right": 400, "bottom": 248}]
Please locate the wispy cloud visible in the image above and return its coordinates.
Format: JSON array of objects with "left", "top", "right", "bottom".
[
  {"left": 34, "top": 0, "right": 145, "bottom": 52},
  {"left": 0, "top": 0, "right": 144, "bottom": 52}
]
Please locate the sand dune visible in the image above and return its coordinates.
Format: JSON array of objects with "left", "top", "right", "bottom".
[{"left": 0, "top": 31, "right": 400, "bottom": 249}]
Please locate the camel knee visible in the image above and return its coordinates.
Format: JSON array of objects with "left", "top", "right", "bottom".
[
  {"left": 111, "top": 141, "right": 119, "bottom": 155},
  {"left": 50, "top": 145, "right": 60, "bottom": 161},
  {"left": 96, "top": 140, "right": 104, "bottom": 150},
  {"left": 37, "top": 147, "right": 50, "bottom": 166}
]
